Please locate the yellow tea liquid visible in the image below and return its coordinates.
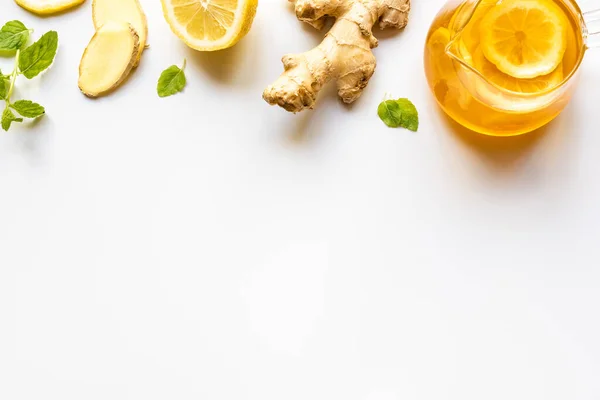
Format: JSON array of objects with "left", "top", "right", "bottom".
[{"left": 424, "top": 0, "right": 584, "bottom": 136}]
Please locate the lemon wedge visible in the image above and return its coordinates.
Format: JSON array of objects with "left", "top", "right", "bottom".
[
  {"left": 480, "top": 0, "right": 567, "bottom": 79},
  {"left": 161, "top": 0, "right": 258, "bottom": 51},
  {"left": 14, "top": 0, "right": 85, "bottom": 15}
]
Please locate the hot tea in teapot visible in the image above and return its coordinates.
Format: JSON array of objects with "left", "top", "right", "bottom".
[{"left": 424, "top": 0, "right": 592, "bottom": 136}]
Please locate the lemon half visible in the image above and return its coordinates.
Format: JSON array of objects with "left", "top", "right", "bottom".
[{"left": 161, "top": 0, "right": 258, "bottom": 51}]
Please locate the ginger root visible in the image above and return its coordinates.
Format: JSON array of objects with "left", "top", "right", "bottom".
[
  {"left": 79, "top": 0, "right": 147, "bottom": 98},
  {"left": 263, "top": 0, "right": 411, "bottom": 113},
  {"left": 78, "top": 22, "right": 140, "bottom": 98},
  {"left": 92, "top": 0, "right": 148, "bottom": 66}
]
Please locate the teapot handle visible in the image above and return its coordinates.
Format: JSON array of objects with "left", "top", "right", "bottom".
[{"left": 584, "top": 8, "right": 600, "bottom": 48}]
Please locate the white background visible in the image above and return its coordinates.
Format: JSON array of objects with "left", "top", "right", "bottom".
[{"left": 1, "top": 0, "right": 599, "bottom": 399}]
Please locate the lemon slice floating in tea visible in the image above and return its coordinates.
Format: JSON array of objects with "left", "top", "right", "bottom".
[
  {"left": 427, "top": 27, "right": 453, "bottom": 77},
  {"left": 427, "top": 27, "right": 473, "bottom": 108},
  {"left": 480, "top": 0, "right": 567, "bottom": 79},
  {"left": 457, "top": 0, "right": 498, "bottom": 53},
  {"left": 473, "top": 47, "right": 563, "bottom": 93}
]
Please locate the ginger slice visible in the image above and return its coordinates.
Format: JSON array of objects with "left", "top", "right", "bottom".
[
  {"left": 263, "top": 0, "right": 411, "bottom": 113},
  {"left": 78, "top": 22, "right": 140, "bottom": 98},
  {"left": 92, "top": 0, "right": 148, "bottom": 66}
]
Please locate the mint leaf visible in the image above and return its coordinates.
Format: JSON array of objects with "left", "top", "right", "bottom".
[
  {"left": 19, "top": 31, "right": 58, "bottom": 79},
  {"left": 393, "top": 98, "right": 419, "bottom": 131},
  {"left": 0, "top": 21, "right": 30, "bottom": 51},
  {"left": 377, "top": 98, "right": 419, "bottom": 131},
  {"left": 157, "top": 60, "right": 186, "bottom": 98},
  {"left": 11, "top": 100, "right": 45, "bottom": 118},
  {"left": 2, "top": 107, "right": 23, "bottom": 131},
  {"left": 378, "top": 100, "right": 403, "bottom": 127}
]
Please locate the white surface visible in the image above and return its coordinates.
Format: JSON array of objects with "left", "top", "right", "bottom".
[{"left": 1, "top": 0, "right": 599, "bottom": 399}]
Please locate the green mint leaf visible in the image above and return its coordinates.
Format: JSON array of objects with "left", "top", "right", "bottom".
[
  {"left": 377, "top": 98, "right": 419, "bottom": 131},
  {"left": 19, "top": 31, "right": 58, "bottom": 79},
  {"left": 393, "top": 98, "right": 419, "bottom": 131},
  {"left": 378, "top": 100, "right": 403, "bottom": 128},
  {"left": 0, "top": 21, "right": 30, "bottom": 51},
  {"left": 0, "top": 78, "right": 7, "bottom": 100},
  {"left": 11, "top": 100, "right": 45, "bottom": 118},
  {"left": 157, "top": 60, "right": 186, "bottom": 98},
  {"left": 2, "top": 107, "right": 23, "bottom": 131}
]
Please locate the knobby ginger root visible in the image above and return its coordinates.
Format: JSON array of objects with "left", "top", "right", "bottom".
[
  {"left": 78, "top": 22, "right": 140, "bottom": 98},
  {"left": 263, "top": 0, "right": 411, "bottom": 113}
]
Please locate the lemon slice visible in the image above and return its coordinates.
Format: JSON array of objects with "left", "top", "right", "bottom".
[
  {"left": 427, "top": 27, "right": 453, "bottom": 78},
  {"left": 470, "top": 47, "right": 563, "bottom": 111},
  {"left": 427, "top": 27, "right": 473, "bottom": 109},
  {"left": 480, "top": 0, "right": 567, "bottom": 79},
  {"left": 428, "top": 27, "right": 451, "bottom": 52},
  {"left": 161, "top": 0, "right": 258, "bottom": 51},
  {"left": 473, "top": 47, "right": 563, "bottom": 93},
  {"left": 14, "top": 0, "right": 85, "bottom": 15},
  {"left": 459, "top": 0, "right": 497, "bottom": 53}
]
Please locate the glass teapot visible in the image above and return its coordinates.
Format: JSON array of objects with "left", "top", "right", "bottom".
[{"left": 424, "top": 0, "right": 596, "bottom": 136}]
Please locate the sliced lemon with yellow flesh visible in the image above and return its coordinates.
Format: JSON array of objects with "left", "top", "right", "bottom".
[
  {"left": 480, "top": 0, "right": 567, "bottom": 79},
  {"left": 427, "top": 27, "right": 473, "bottom": 109},
  {"left": 14, "top": 0, "right": 85, "bottom": 15},
  {"left": 161, "top": 0, "right": 258, "bottom": 51},
  {"left": 459, "top": 0, "right": 498, "bottom": 53},
  {"left": 428, "top": 27, "right": 453, "bottom": 78},
  {"left": 474, "top": 47, "right": 563, "bottom": 93}
]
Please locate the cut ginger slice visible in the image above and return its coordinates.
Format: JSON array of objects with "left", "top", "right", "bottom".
[
  {"left": 78, "top": 22, "right": 140, "bottom": 98},
  {"left": 92, "top": 0, "right": 147, "bottom": 66}
]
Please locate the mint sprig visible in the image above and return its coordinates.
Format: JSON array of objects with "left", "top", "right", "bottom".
[{"left": 0, "top": 21, "right": 57, "bottom": 132}]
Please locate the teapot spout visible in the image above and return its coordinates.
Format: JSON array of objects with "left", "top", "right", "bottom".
[
  {"left": 445, "top": 36, "right": 475, "bottom": 70},
  {"left": 444, "top": 0, "right": 500, "bottom": 71},
  {"left": 447, "top": 0, "right": 487, "bottom": 35}
]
